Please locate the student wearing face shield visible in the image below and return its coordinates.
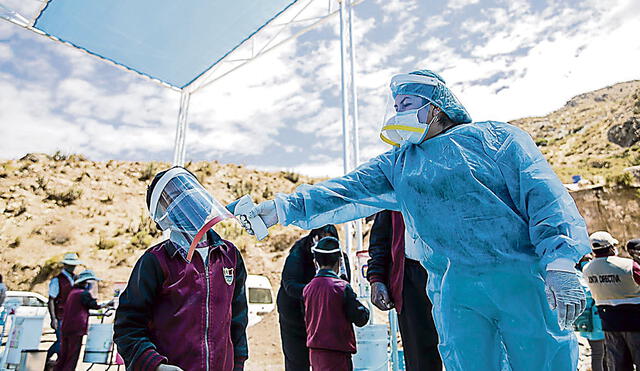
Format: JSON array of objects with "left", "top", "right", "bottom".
[
  {"left": 114, "top": 167, "right": 249, "bottom": 371},
  {"left": 250, "top": 69, "right": 592, "bottom": 370}
]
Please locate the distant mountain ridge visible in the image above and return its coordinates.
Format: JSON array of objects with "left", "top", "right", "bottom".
[{"left": 510, "top": 80, "right": 640, "bottom": 183}]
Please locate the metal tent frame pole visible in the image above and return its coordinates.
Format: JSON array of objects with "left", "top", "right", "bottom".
[
  {"left": 338, "top": 0, "right": 353, "bottom": 263},
  {"left": 172, "top": 91, "right": 191, "bottom": 166},
  {"left": 347, "top": 0, "right": 363, "bottom": 258}
]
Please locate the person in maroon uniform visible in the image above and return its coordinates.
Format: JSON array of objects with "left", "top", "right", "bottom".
[
  {"left": 55, "top": 269, "right": 112, "bottom": 371},
  {"left": 114, "top": 167, "right": 249, "bottom": 371},
  {"left": 46, "top": 252, "right": 82, "bottom": 365},
  {"left": 303, "top": 237, "right": 369, "bottom": 371}
]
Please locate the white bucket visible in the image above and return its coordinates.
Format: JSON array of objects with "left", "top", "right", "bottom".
[
  {"left": 83, "top": 323, "right": 114, "bottom": 364},
  {"left": 353, "top": 324, "right": 389, "bottom": 371}
]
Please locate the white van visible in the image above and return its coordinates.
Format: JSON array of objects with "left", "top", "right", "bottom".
[{"left": 245, "top": 275, "right": 274, "bottom": 327}]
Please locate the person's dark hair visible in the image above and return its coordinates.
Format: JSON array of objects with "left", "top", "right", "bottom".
[
  {"left": 313, "top": 236, "right": 341, "bottom": 268},
  {"left": 627, "top": 239, "right": 640, "bottom": 252},
  {"left": 435, "top": 110, "right": 457, "bottom": 132},
  {"left": 300, "top": 225, "right": 339, "bottom": 252},
  {"left": 0, "top": 273, "right": 3, "bottom": 283},
  {"left": 145, "top": 166, "right": 199, "bottom": 211}
]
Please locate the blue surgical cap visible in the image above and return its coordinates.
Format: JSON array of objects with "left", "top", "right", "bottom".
[{"left": 391, "top": 69, "right": 472, "bottom": 124}]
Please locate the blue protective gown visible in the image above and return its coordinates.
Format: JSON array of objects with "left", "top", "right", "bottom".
[{"left": 275, "top": 121, "right": 591, "bottom": 371}]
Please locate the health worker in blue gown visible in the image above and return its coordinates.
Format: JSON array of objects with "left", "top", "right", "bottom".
[{"left": 250, "top": 69, "right": 591, "bottom": 371}]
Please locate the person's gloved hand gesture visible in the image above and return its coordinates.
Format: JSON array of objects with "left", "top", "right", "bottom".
[
  {"left": 249, "top": 200, "right": 279, "bottom": 228},
  {"left": 544, "top": 270, "right": 586, "bottom": 330},
  {"left": 370, "top": 282, "right": 394, "bottom": 311}
]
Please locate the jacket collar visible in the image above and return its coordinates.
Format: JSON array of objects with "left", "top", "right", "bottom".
[
  {"left": 164, "top": 230, "right": 225, "bottom": 260},
  {"left": 316, "top": 269, "right": 339, "bottom": 278}
]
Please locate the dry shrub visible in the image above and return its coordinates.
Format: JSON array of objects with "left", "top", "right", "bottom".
[
  {"left": 282, "top": 170, "right": 300, "bottom": 184},
  {"left": 139, "top": 163, "right": 156, "bottom": 181},
  {"left": 29, "top": 256, "right": 63, "bottom": 289},
  {"left": 48, "top": 225, "right": 72, "bottom": 245},
  {"left": 46, "top": 187, "right": 82, "bottom": 206},
  {"left": 9, "top": 236, "right": 21, "bottom": 248},
  {"left": 96, "top": 235, "right": 118, "bottom": 250}
]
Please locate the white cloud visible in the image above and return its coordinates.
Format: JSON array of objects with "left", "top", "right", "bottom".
[
  {"left": 1, "top": 0, "right": 639, "bottom": 178},
  {"left": 448, "top": 0, "right": 480, "bottom": 10}
]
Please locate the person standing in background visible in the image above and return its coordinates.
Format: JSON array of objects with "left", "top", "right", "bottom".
[
  {"left": 367, "top": 210, "right": 441, "bottom": 370},
  {"left": 277, "top": 225, "right": 350, "bottom": 371},
  {"left": 46, "top": 252, "right": 82, "bottom": 365},
  {"left": 583, "top": 231, "right": 640, "bottom": 370},
  {"left": 0, "top": 273, "right": 6, "bottom": 308},
  {"left": 303, "top": 237, "right": 369, "bottom": 371},
  {"left": 626, "top": 239, "right": 640, "bottom": 265},
  {"left": 55, "top": 270, "right": 112, "bottom": 371},
  {"left": 575, "top": 254, "right": 607, "bottom": 371}
]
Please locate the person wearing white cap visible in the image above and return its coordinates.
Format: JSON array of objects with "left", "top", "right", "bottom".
[
  {"left": 46, "top": 252, "right": 82, "bottom": 365},
  {"left": 55, "top": 269, "right": 112, "bottom": 371},
  {"left": 583, "top": 231, "right": 640, "bottom": 370}
]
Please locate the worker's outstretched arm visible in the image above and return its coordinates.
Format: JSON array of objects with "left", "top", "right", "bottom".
[{"left": 252, "top": 151, "right": 399, "bottom": 230}]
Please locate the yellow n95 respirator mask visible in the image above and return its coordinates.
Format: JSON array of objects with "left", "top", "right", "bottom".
[{"left": 380, "top": 102, "right": 435, "bottom": 147}]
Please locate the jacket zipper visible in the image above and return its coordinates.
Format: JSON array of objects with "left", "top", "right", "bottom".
[{"left": 204, "top": 256, "right": 211, "bottom": 371}]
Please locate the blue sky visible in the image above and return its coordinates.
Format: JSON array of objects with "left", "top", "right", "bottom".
[{"left": 1, "top": 0, "right": 639, "bottom": 176}]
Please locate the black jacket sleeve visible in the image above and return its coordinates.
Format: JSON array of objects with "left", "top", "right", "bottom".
[
  {"left": 231, "top": 248, "right": 249, "bottom": 365},
  {"left": 340, "top": 252, "right": 352, "bottom": 282},
  {"left": 113, "top": 252, "right": 167, "bottom": 369},
  {"left": 80, "top": 290, "right": 100, "bottom": 310},
  {"left": 343, "top": 284, "right": 370, "bottom": 328},
  {"left": 367, "top": 210, "right": 392, "bottom": 284},
  {"left": 281, "top": 246, "right": 307, "bottom": 300}
]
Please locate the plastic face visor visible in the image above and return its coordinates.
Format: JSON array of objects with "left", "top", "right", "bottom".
[
  {"left": 149, "top": 167, "right": 232, "bottom": 236},
  {"left": 380, "top": 94, "right": 430, "bottom": 147}
]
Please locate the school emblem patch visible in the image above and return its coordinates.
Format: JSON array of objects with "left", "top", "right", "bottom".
[{"left": 223, "top": 267, "right": 234, "bottom": 285}]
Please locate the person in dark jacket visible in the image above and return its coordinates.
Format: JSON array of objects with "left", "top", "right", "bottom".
[
  {"left": 114, "top": 168, "right": 249, "bottom": 371},
  {"left": 367, "top": 210, "right": 441, "bottom": 371},
  {"left": 55, "top": 269, "right": 111, "bottom": 371},
  {"left": 277, "top": 225, "right": 350, "bottom": 371},
  {"left": 303, "top": 237, "right": 369, "bottom": 371}
]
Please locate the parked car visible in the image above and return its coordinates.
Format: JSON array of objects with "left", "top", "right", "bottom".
[{"left": 245, "top": 275, "right": 275, "bottom": 327}]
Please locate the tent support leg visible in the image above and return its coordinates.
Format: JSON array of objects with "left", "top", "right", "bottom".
[
  {"left": 172, "top": 91, "right": 191, "bottom": 167},
  {"left": 346, "top": 0, "right": 363, "bottom": 259},
  {"left": 339, "top": 0, "right": 353, "bottom": 266}
]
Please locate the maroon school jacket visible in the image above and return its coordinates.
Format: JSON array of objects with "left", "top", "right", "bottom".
[
  {"left": 60, "top": 287, "right": 99, "bottom": 336},
  {"left": 303, "top": 270, "right": 369, "bottom": 354}
]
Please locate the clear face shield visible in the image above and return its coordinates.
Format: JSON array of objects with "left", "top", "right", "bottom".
[
  {"left": 149, "top": 168, "right": 233, "bottom": 261},
  {"left": 380, "top": 74, "right": 439, "bottom": 147}
]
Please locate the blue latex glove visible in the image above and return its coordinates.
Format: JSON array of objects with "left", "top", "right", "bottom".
[
  {"left": 249, "top": 200, "right": 278, "bottom": 228},
  {"left": 544, "top": 270, "right": 586, "bottom": 330}
]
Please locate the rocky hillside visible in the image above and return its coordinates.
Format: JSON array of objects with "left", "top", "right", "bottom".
[
  {"left": 510, "top": 80, "right": 640, "bottom": 244},
  {"left": 0, "top": 154, "right": 316, "bottom": 294},
  {"left": 511, "top": 80, "right": 640, "bottom": 184}
]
